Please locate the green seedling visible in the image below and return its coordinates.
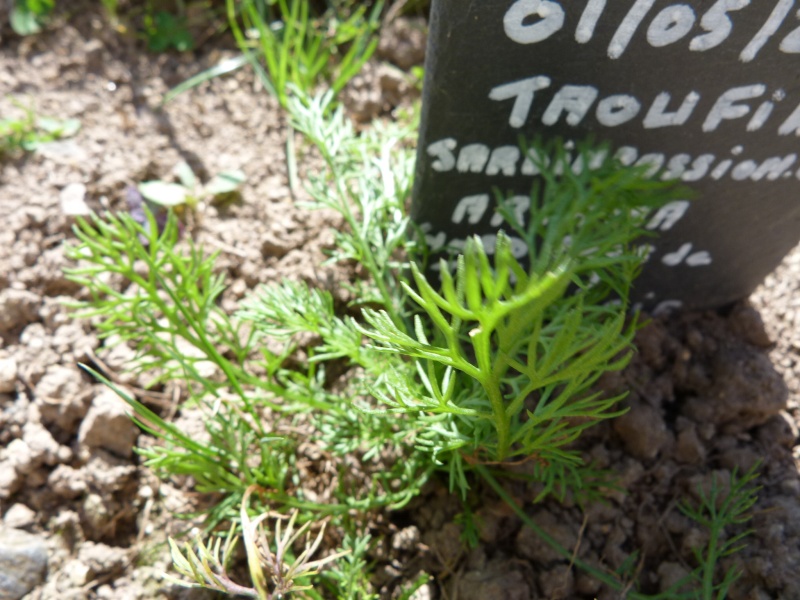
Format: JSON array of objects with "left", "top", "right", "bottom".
[
  {"left": 65, "top": 87, "right": 759, "bottom": 599},
  {"left": 10, "top": 0, "right": 55, "bottom": 35},
  {"left": 100, "top": 0, "right": 119, "bottom": 24},
  {"left": 0, "top": 103, "right": 80, "bottom": 157},
  {"left": 483, "top": 464, "right": 760, "bottom": 600},
  {"left": 143, "top": 9, "right": 194, "bottom": 52},
  {"left": 357, "top": 138, "right": 680, "bottom": 496},
  {"left": 138, "top": 161, "right": 246, "bottom": 210},
  {"left": 65, "top": 199, "right": 430, "bottom": 526},
  {"left": 227, "top": 0, "right": 382, "bottom": 109},
  {"left": 162, "top": 55, "right": 250, "bottom": 105},
  {"left": 679, "top": 466, "right": 761, "bottom": 600}
]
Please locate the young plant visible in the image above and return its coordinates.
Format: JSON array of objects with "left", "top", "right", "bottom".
[
  {"left": 285, "top": 90, "right": 419, "bottom": 317},
  {"left": 65, "top": 202, "right": 429, "bottom": 589},
  {"left": 356, "top": 140, "right": 681, "bottom": 496},
  {"left": 10, "top": 0, "right": 55, "bottom": 35},
  {"left": 65, "top": 210, "right": 282, "bottom": 519},
  {"left": 0, "top": 102, "right": 80, "bottom": 157},
  {"left": 66, "top": 89, "right": 709, "bottom": 598},
  {"left": 679, "top": 466, "right": 761, "bottom": 600},
  {"left": 167, "top": 486, "right": 347, "bottom": 598},
  {"left": 64, "top": 119, "right": 430, "bottom": 520},
  {"left": 138, "top": 161, "right": 246, "bottom": 211},
  {"left": 143, "top": 9, "right": 194, "bottom": 52},
  {"left": 227, "top": 0, "right": 383, "bottom": 109}
]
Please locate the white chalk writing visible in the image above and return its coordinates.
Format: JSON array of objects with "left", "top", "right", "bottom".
[
  {"left": 425, "top": 138, "right": 799, "bottom": 183},
  {"left": 502, "top": 0, "right": 800, "bottom": 60},
  {"left": 661, "top": 243, "right": 713, "bottom": 266},
  {"left": 488, "top": 78, "right": 798, "bottom": 135}
]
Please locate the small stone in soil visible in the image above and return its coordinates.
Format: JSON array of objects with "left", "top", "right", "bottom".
[
  {"left": 675, "top": 423, "right": 706, "bottom": 464},
  {"left": 58, "top": 183, "right": 91, "bottom": 216},
  {"left": 0, "top": 357, "right": 17, "bottom": 394},
  {"left": 612, "top": 401, "right": 671, "bottom": 460},
  {"left": 0, "top": 289, "right": 41, "bottom": 334},
  {"left": 0, "top": 527, "right": 48, "bottom": 600},
  {"left": 77, "top": 387, "right": 138, "bottom": 459},
  {"left": 2, "top": 504, "right": 36, "bottom": 530}
]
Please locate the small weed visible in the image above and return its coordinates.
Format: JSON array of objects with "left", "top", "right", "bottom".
[
  {"left": 137, "top": 161, "right": 246, "bottom": 210},
  {"left": 227, "top": 0, "right": 383, "bottom": 108},
  {"left": 143, "top": 9, "right": 194, "bottom": 52},
  {"left": 318, "top": 531, "right": 378, "bottom": 600},
  {"left": 10, "top": 0, "right": 55, "bottom": 35},
  {"left": 165, "top": 0, "right": 382, "bottom": 108},
  {"left": 482, "top": 464, "right": 760, "bottom": 600},
  {"left": 0, "top": 102, "right": 80, "bottom": 157},
  {"left": 679, "top": 466, "right": 761, "bottom": 600}
]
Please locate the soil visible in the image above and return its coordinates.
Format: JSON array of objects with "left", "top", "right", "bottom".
[{"left": 1, "top": 4, "right": 799, "bottom": 600}]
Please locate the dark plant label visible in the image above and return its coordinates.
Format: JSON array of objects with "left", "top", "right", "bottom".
[{"left": 412, "top": 0, "right": 800, "bottom": 313}]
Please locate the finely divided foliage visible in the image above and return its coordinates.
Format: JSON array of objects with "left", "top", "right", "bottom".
[
  {"left": 356, "top": 141, "right": 679, "bottom": 496},
  {"left": 63, "top": 51, "right": 761, "bottom": 600},
  {"left": 65, "top": 89, "right": 761, "bottom": 597}
]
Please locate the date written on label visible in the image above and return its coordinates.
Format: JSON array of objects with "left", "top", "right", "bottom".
[{"left": 504, "top": 0, "right": 800, "bottom": 62}]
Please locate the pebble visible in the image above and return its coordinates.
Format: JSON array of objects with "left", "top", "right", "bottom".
[
  {"left": 658, "top": 561, "right": 691, "bottom": 593},
  {"left": 0, "top": 289, "right": 41, "bottom": 334},
  {"left": 0, "top": 527, "right": 48, "bottom": 600},
  {"left": 0, "top": 358, "right": 17, "bottom": 394},
  {"left": 0, "top": 440, "right": 33, "bottom": 499},
  {"left": 74, "top": 542, "right": 128, "bottom": 584},
  {"left": 408, "top": 579, "right": 433, "bottom": 600},
  {"left": 454, "top": 562, "right": 530, "bottom": 600},
  {"left": 756, "top": 412, "right": 799, "bottom": 449},
  {"left": 36, "top": 140, "right": 88, "bottom": 165},
  {"left": 77, "top": 387, "right": 138, "bottom": 458},
  {"left": 675, "top": 424, "right": 706, "bottom": 464},
  {"left": 392, "top": 526, "right": 420, "bottom": 551},
  {"left": 58, "top": 183, "right": 91, "bottom": 216},
  {"left": 378, "top": 17, "right": 427, "bottom": 70},
  {"left": 22, "top": 421, "right": 61, "bottom": 466},
  {"left": 47, "top": 465, "right": 87, "bottom": 500},
  {"left": 613, "top": 402, "right": 670, "bottom": 460},
  {"left": 1, "top": 505, "right": 36, "bottom": 530},
  {"left": 516, "top": 510, "right": 576, "bottom": 564},
  {"left": 538, "top": 564, "right": 574, "bottom": 599},
  {"left": 35, "top": 365, "right": 89, "bottom": 435}
]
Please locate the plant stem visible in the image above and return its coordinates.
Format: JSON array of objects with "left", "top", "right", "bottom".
[
  {"left": 472, "top": 327, "right": 510, "bottom": 460},
  {"left": 319, "top": 145, "right": 401, "bottom": 324},
  {"left": 703, "top": 519, "right": 721, "bottom": 600},
  {"left": 477, "top": 465, "right": 694, "bottom": 600}
]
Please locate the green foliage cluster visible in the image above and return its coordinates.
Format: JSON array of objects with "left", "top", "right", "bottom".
[
  {"left": 10, "top": 0, "right": 54, "bottom": 35},
  {"left": 61, "top": 6, "right": 763, "bottom": 600},
  {"left": 679, "top": 468, "right": 762, "bottom": 600},
  {"left": 65, "top": 91, "right": 430, "bottom": 597},
  {"left": 358, "top": 140, "right": 675, "bottom": 496},
  {"left": 0, "top": 102, "right": 80, "bottom": 158},
  {"left": 66, "top": 86, "right": 761, "bottom": 597},
  {"left": 228, "top": 0, "right": 383, "bottom": 109},
  {"left": 142, "top": 8, "right": 194, "bottom": 52},
  {"left": 138, "top": 161, "right": 246, "bottom": 209}
]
